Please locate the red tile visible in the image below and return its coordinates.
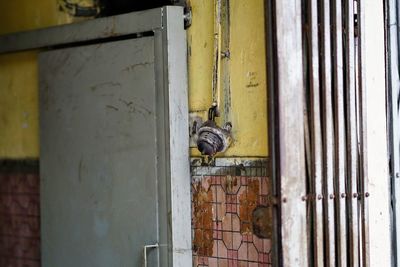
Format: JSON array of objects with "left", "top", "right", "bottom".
[
  {"left": 232, "top": 204, "right": 237, "bottom": 213},
  {"left": 198, "top": 256, "right": 209, "bottom": 264},
  {"left": 228, "top": 259, "right": 238, "bottom": 267},
  {"left": 201, "top": 177, "right": 212, "bottom": 191},
  {"left": 248, "top": 243, "right": 258, "bottom": 262},
  {"left": 238, "top": 243, "right": 248, "bottom": 260},
  {"left": 227, "top": 249, "right": 238, "bottom": 259},
  {"left": 232, "top": 214, "right": 241, "bottom": 232},
  {"left": 0, "top": 236, "right": 40, "bottom": 260},
  {"left": 218, "top": 259, "right": 228, "bottom": 267},
  {"left": 232, "top": 233, "right": 242, "bottom": 250},
  {"left": 217, "top": 240, "right": 228, "bottom": 258},
  {"left": 253, "top": 235, "right": 263, "bottom": 252},
  {"left": 259, "top": 195, "right": 269, "bottom": 205},
  {"left": 208, "top": 257, "right": 218, "bottom": 267},
  {"left": 226, "top": 203, "right": 238, "bottom": 214},
  {"left": 0, "top": 215, "right": 40, "bottom": 237},
  {"left": 223, "top": 231, "right": 233, "bottom": 250},
  {"left": 222, "top": 214, "right": 232, "bottom": 231},
  {"left": 258, "top": 253, "right": 268, "bottom": 263},
  {"left": 0, "top": 195, "right": 40, "bottom": 216},
  {"left": 261, "top": 177, "right": 269, "bottom": 195},
  {"left": 226, "top": 204, "right": 232, "bottom": 213},
  {"left": 216, "top": 203, "right": 226, "bottom": 220},
  {"left": 227, "top": 195, "right": 238, "bottom": 204},
  {"left": 216, "top": 221, "right": 222, "bottom": 230},
  {"left": 263, "top": 239, "right": 272, "bottom": 253},
  {"left": 242, "top": 233, "right": 253, "bottom": 243},
  {"left": 216, "top": 185, "right": 225, "bottom": 204},
  {"left": 213, "top": 230, "right": 223, "bottom": 240},
  {"left": 191, "top": 174, "right": 273, "bottom": 265},
  {"left": 0, "top": 258, "right": 40, "bottom": 267},
  {"left": 212, "top": 240, "right": 218, "bottom": 258}
]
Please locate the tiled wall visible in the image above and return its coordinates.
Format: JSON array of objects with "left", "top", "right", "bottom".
[
  {"left": 191, "top": 160, "right": 272, "bottom": 267},
  {"left": 0, "top": 158, "right": 272, "bottom": 267},
  {"left": 0, "top": 161, "right": 40, "bottom": 267}
]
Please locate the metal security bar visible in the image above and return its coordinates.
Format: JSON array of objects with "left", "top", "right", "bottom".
[
  {"left": 332, "top": 0, "right": 348, "bottom": 265},
  {"left": 386, "top": 0, "right": 400, "bottom": 266},
  {"left": 267, "top": 0, "right": 369, "bottom": 265},
  {"left": 302, "top": 0, "right": 368, "bottom": 266}
]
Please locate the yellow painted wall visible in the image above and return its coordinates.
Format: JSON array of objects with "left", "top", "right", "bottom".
[
  {"left": 0, "top": 1, "right": 77, "bottom": 158},
  {"left": 0, "top": 0, "right": 268, "bottom": 158},
  {"left": 188, "top": 0, "right": 268, "bottom": 157},
  {"left": 0, "top": 1, "right": 73, "bottom": 35},
  {"left": 0, "top": 52, "right": 39, "bottom": 158}
]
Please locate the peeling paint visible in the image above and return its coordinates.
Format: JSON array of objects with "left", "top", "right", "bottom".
[
  {"left": 192, "top": 179, "right": 214, "bottom": 256},
  {"left": 239, "top": 178, "right": 259, "bottom": 234}
]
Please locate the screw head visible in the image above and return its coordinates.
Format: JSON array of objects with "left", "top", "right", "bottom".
[
  {"left": 317, "top": 194, "right": 323, "bottom": 200},
  {"left": 341, "top": 193, "right": 346, "bottom": 198},
  {"left": 329, "top": 194, "right": 335, "bottom": 199},
  {"left": 353, "top": 193, "right": 358, "bottom": 198},
  {"left": 365, "top": 192, "right": 370, "bottom": 197}
]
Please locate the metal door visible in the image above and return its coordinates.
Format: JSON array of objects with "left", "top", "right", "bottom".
[{"left": 37, "top": 7, "right": 191, "bottom": 267}]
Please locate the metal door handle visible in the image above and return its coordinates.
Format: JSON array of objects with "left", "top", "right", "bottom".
[{"left": 143, "top": 243, "right": 159, "bottom": 267}]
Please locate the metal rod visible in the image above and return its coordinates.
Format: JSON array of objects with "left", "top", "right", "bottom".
[
  {"left": 344, "top": 0, "right": 360, "bottom": 265},
  {"left": 307, "top": 0, "right": 324, "bottom": 265},
  {"left": 357, "top": 0, "right": 369, "bottom": 265},
  {"left": 143, "top": 243, "right": 159, "bottom": 267},
  {"left": 320, "top": 0, "right": 336, "bottom": 265},
  {"left": 212, "top": 0, "right": 223, "bottom": 108},
  {"left": 332, "top": 0, "right": 348, "bottom": 265},
  {"left": 264, "top": 0, "right": 282, "bottom": 265}
]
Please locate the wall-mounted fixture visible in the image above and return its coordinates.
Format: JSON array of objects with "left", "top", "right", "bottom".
[
  {"left": 59, "top": 0, "right": 100, "bottom": 17},
  {"left": 195, "top": 103, "right": 232, "bottom": 157}
]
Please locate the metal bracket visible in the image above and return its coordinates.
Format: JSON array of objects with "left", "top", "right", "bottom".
[
  {"left": 143, "top": 243, "right": 159, "bottom": 267},
  {"left": 183, "top": 6, "right": 192, "bottom": 29},
  {"left": 189, "top": 112, "right": 205, "bottom": 148}
]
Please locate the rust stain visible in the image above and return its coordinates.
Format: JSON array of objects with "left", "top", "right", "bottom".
[
  {"left": 192, "top": 179, "right": 213, "bottom": 256},
  {"left": 239, "top": 179, "right": 259, "bottom": 234}
]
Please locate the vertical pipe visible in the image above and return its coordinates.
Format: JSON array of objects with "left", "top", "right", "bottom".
[
  {"left": 264, "top": 0, "right": 282, "bottom": 265},
  {"left": 356, "top": 0, "right": 370, "bottom": 262},
  {"left": 344, "top": 0, "right": 360, "bottom": 265},
  {"left": 212, "top": 0, "right": 222, "bottom": 108},
  {"left": 386, "top": 0, "right": 400, "bottom": 265},
  {"left": 320, "top": 1, "right": 336, "bottom": 265},
  {"left": 307, "top": 0, "right": 324, "bottom": 265},
  {"left": 332, "top": 0, "right": 348, "bottom": 265}
]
